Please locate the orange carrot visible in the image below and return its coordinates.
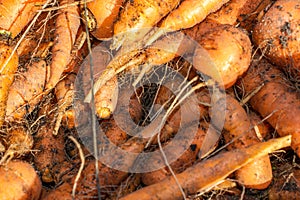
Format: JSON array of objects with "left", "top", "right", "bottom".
[
  {"left": 83, "top": 0, "right": 125, "bottom": 40},
  {"left": 0, "top": 0, "right": 46, "bottom": 38},
  {"left": 46, "top": 0, "right": 80, "bottom": 90},
  {"left": 252, "top": 0, "right": 300, "bottom": 72},
  {"left": 120, "top": 136, "right": 291, "bottom": 200},
  {"left": 0, "top": 42, "right": 19, "bottom": 126},
  {"left": 239, "top": 58, "right": 300, "bottom": 156},
  {"left": 0, "top": 160, "right": 42, "bottom": 200},
  {"left": 5, "top": 60, "right": 47, "bottom": 122},
  {"left": 194, "top": 24, "right": 252, "bottom": 88},
  {"left": 145, "top": 0, "right": 230, "bottom": 46},
  {"left": 214, "top": 94, "right": 272, "bottom": 189},
  {"left": 111, "top": 0, "right": 180, "bottom": 49}
]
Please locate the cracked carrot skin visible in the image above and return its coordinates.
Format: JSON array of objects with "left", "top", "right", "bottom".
[{"left": 46, "top": 0, "right": 80, "bottom": 90}]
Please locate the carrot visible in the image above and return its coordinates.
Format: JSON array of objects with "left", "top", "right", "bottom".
[
  {"left": 252, "top": 0, "right": 300, "bottom": 73},
  {"left": 45, "top": 0, "right": 80, "bottom": 90},
  {"left": 206, "top": 0, "right": 268, "bottom": 29},
  {"left": 53, "top": 73, "right": 76, "bottom": 135},
  {"left": 5, "top": 59, "right": 47, "bottom": 122},
  {"left": 110, "top": 174, "right": 142, "bottom": 199},
  {"left": 84, "top": 26, "right": 198, "bottom": 103},
  {"left": 33, "top": 111, "right": 71, "bottom": 184},
  {"left": 82, "top": 0, "right": 125, "bottom": 40},
  {"left": 141, "top": 123, "right": 209, "bottom": 186},
  {"left": 213, "top": 94, "right": 272, "bottom": 189},
  {"left": 80, "top": 44, "right": 119, "bottom": 119},
  {"left": 0, "top": 127, "right": 33, "bottom": 165},
  {"left": 248, "top": 110, "right": 274, "bottom": 141},
  {"left": 193, "top": 24, "right": 252, "bottom": 89},
  {"left": 0, "top": 160, "right": 42, "bottom": 200},
  {"left": 144, "top": 0, "right": 230, "bottom": 46},
  {"left": 238, "top": 58, "right": 300, "bottom": 157},
  {"left": 0, "top": 42, "right": 19, "bottom": 126},
  {"left": 0, "top": 0, "right": 47, "bottom": 38},
  {"left": 120, "top": 136, "right": 291, "bottom": 200},
  {"left": 111, "top": 0, "right": 180, "bottom": 49}
]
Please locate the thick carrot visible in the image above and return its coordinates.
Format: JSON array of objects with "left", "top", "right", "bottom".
[
  {"left": 252, "top": 0, "right": 300, "bottom": 72},
  {"left": 46, "top": 0, "right": 80, "bottom": 90},
  {"left": 193, "top": 24, "right": 252, "bottom": 89},
  {"left": 5, "top": 60, "right": 47, "bottom": 122},
  {"left": 141, "top": 123, "right": 209, "bottom": 186},
  {"left": 111, "top": 0, "right": 180, "bottom": 49},
  {"left": 0, "top": 0, "right": 46, "bottom": 38},
  {"left": 120, "top": 136, "right": 291, "bottom": 200},
  {"left": 213, "top": 94, "right": 272, "bottom": 189},
  {"left": 0, "top": 42, "right": 19, "bottom": 126},
  {"left": 145, "top": 0, "right": 230, "bottom": 46},
  {"left": 239, "top": 58, "right": 300, "bottom": 156},
  {"left": 83, "top": 0, "right": 125, "bottom": 40},
  {"left": 0, "top": 160, "right": 42, "bottom": 200}
]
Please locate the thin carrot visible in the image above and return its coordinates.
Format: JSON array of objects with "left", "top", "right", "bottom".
[
  {"left": 46, "top": 0, "right": 80, "bottom": 90},
  {"left": 120, "top": 136, "right": 291, "bottom": 200},
  {"left": 0, "top": 0, "right": 46, "bottom": 38}
]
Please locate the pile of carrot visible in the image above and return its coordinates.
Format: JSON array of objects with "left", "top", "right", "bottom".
[{"left": 0, "top": 0, "right": 299, "bottom": 199}]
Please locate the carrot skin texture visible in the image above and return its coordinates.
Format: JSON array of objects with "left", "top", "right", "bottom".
[
  {"left": 161, "top": 0, "right": 230, "bottom": 31},
  {"left": 0, "top": 43, "right": 18, "bottom": 126},
  {"left": 0, "top": 160, "right": 42, "bottom": 200},
  {"left": 194, "top": 24, "right": 252, "bottom": 88},
  {"left": 120, "top": 136, "right": 291, "bottom": 200},
  {"left": 215, "top": 94, "right": 272, "bottom": 189},
  {"left": 0, "top": 0, "right": 46, "bottom": 38},
  {"left": 252, "top": 0, "right": 300, "bottom": 71},
  {"left": 111, "top": 0, "right": 180, "bottom": 49},
  {"left": 5, "top": 60, "right": 47, "bottom": 122},
  {"left": 85, "top": 0, "right": 125, "bottom": 40},
  {"left": 46, "top": 0, "right": 80, "bottom": 90},
  {"left": 240, "top": 58, "right": 300, "bottom": 156}
]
